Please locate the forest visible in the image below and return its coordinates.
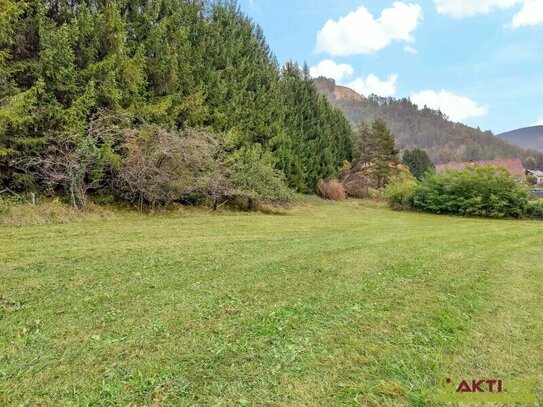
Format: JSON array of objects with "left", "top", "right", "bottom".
[
  {"left": 315, "top": 78, "right": 543, "bottom": 168},
  {"left": 0, "top": 0, "right": 352, "bottom": 208}
]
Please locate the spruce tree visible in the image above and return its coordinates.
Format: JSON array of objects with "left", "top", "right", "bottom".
[{"left": 0, "top": 0, "right": 353, "bottom": 198}]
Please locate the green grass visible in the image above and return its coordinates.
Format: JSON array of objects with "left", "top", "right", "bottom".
[{"left": 1, "top": 199, "right": 542, "bottom": 406}]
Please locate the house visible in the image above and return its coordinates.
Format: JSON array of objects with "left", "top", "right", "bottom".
[
  {"left": 526, "top": 170, "right": 543, "bottom": 185},
  {"left": 435, "top": 158, "right": 526, "bottom": 180}
]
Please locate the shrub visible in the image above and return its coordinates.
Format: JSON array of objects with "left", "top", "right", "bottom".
[
  {"left": 389, "top": 163, "right": 418, "bottom": 184},
  {"left": 111, "top": 125, "right": 293, "bottom": 211},
  {"left": 342, "top": 163, "right": 415, "bottom": 199},
  {"left": 342, "top": 168, "right": 370, "bottom": 198},
  {"left": 384, "top": 180, "right": 417, "bottom": 210},
  {"left": 113, "top": 126, "right": 220, "bottom": 210},
  {"left": 525, "top": 200, "right": 543, "bottom": 219},
  {"left": 20, "top": 136, "right": 105, "bottom": 209},
  {"left": 527, "top": 174, "right": 538, "bottom": 186},
  {"left": 317, "top": 180, "right": 346, "bottom": 201},
  {"left": 0, "top": 198, "right": 10, "bottom": 217},
  {"left": 412, "top": 166, "right": 529, "bottom": 218},
  {"left": 227, "top": 145, "right": 294, "bottom": 209}
]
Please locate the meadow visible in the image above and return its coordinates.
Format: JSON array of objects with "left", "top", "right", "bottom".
[{"left": 1, "top": 199, "right": 542, "bottom": 405}]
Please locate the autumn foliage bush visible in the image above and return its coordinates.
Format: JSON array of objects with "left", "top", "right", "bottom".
[{"left": 317, "top": 180, "right": 347, "bottom": 201}]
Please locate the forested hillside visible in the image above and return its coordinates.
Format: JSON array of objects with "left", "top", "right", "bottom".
[
  {"left": 0, "top": 0, "right": 352, "bottom": 207},
  {"left": 315, "top": 78, "right": 543, "bottom": 167}
]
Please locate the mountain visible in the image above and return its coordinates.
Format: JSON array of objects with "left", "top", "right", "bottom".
[
  {"left": 314, "top": 77, "right": 543, "bottom": 167},
  {"left": 498, "top": 126, "right": 543, "bottom": 152}
]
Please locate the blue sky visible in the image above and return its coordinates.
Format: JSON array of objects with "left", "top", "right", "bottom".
[{"left": 238, "top": 0, "right": 543, "bottom": 134}]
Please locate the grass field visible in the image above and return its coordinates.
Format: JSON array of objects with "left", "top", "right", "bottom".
[{"left": 1, "top": 199, "right": 542, "bottom": 406}]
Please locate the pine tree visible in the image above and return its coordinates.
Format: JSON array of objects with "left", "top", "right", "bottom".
[
  {"left": 370, "top": 118, "right": 399, "bottom": 188},
  {"left": 353, "top": 118, "right": 398, "bottom": 188}
]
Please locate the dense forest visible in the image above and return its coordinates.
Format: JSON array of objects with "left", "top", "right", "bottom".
[
  {"left": 0, "top": 0, "right": 352, "bottom": 207},
  {"left": 315, "top": 78, "right": 543, "bottom": 168}
]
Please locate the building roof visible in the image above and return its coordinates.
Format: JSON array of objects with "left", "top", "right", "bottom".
[
  {"left": 527, "top": 169, "right": 543, "bottom": 177},
  {"left": 436, "top": 158, "right": 525, "bottom": 176}
]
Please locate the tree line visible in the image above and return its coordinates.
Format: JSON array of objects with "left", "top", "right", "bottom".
[{"left": 0, "top": 0, "right": 352, "bottom": 208}]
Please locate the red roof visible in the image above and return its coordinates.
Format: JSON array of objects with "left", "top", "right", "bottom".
[{"left": 436, "top": 158, "right": 525, "bottom": 176}]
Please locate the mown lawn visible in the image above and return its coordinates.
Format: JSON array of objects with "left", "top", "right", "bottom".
[{"left": 1, "top": 200, "right": 542, "bottom": 406}]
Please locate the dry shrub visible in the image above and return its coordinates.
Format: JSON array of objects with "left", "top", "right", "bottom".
[
  {"left": 114, "top": 126, "right": 220, "bottom": 210},
  {"left": 317, "top": 180, "right": 346, "bottom": 201},
  {"left": 342, "top": 162, "right": 415, "bottom": 199},
  {"left": 343, "top": 171, "right": 370, "bottom": 198}
]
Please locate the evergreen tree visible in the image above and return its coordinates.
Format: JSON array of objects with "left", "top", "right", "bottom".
[
  {"left": 402, "top": 148, "right": 434, "bottom": 180},
  {"left": 370, "top": 118, "right": 399, "bottom": 188},
  {"left": 0, "top": 0, "right": 353, "bottom": 200},
  {"left": 353, "top": 121, "right": 372, "bottom": 164},
  {"left": 353, "top": 118, "right": 399, "bottom": 188}
]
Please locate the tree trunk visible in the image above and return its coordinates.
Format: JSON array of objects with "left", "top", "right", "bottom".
[
  {"left": 70, "top": 185, "right": 77, "bottom": 209},
  {"left": 78, "top": 185, "right": 87, "bottom": 209}
]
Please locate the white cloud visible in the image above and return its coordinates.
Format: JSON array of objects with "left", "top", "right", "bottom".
[
  {"left": 346, "top": 74, "right": 399, "bottom": 97},
  {"left": 315, "top": 2, "right": 423, "bottom": 56},
  {"left": 433, "top": 0, "right": 521, "bottom": 17},
  {"left": 309, "top": 60, "right": 354, "bottom": 82},
  {"left": 411, "top": 90, "right": 488, "bottom": 122},
  {"left": 533, "top": 115, "right": 543, "bottom": 125},
  {"left": 403, "top": 45, "right": 418, "bottom": 54},
  {"left": 434, "top": 0, "right": 543, "bottom": 28},
  {"left": 510, "top": 0, "right": 543, "bottom": 28}
]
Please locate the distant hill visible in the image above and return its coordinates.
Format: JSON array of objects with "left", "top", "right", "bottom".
[
  {"left": 498, "top": 126, "right": 543, "bottom": 152},
  {"left": 314, "top": 77, "right": 543, "bottom": 167}
]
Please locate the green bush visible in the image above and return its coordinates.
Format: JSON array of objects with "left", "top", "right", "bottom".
[
  {"left": 227, "top": 145, "right": 294, "bottom": 208},
  {"left": 412, "top": 166, "right": 529, "bottom": 218},
  {"left": 0, "top": 198, "right": 10, "bottom": 217},
  {"left": 384, "top": 180, "right": 417, "bottom": 210},
  {"left": 525, "top": 200, "right": 543, "bottom": 219}
]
